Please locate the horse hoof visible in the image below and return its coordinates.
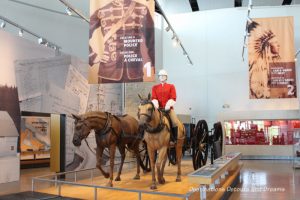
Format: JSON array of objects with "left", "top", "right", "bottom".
[
  {"left": 176, "top": 178, "right": 181, "bottom": 182},
  {"left": 150, "top": 184, "right": 157, "bottom": 190},
  {"left": 133, "top": 175, "right": 140, "bottom": 180},
  {"left": 115, "top": 177, "right": 121, "bottom": 181},
  {"left": 158, "top": 178, "right": 165, "bottom": 184},
  {"left": 103, "top": 173, "right": 109, "bottom": 179}
]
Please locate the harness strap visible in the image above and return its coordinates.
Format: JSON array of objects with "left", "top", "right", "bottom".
[{"left": 145, "top": 110, "right": 166, "bottom": 134}]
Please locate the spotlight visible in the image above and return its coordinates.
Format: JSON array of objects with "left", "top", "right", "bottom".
[
  {"left": 18, "top": 29, "right": 23, "bottom": 37},
  {"left": 171, "top": 33, "right": 176, "bottom": 40},
  {"left": 66, "top": 7, "right": 72, "bottom": 16},
  {"left": 0, "top": 21, "right": 6, "bottom": 28},
  {"left": 38, "top": 38, "right": 47, "bottom": 45},
  {"left": 172, "top": 38, "right": 179, "bottom": 47},
  {"left": 165, "top": 26, "right": 170, "bottom": 32}
]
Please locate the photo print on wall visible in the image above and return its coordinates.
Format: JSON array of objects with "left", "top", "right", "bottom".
[{"left": 248, "top": 16, "right": 296, "bottom": 99}]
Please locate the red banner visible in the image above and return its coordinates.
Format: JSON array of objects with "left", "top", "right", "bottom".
[{"left": 89, "top": 0, "right": 155, "bottom": 84}]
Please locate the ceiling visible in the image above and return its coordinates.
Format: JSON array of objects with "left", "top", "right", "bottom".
[{"left": 157, "top": 0, "right": 300, "bottom": 15}]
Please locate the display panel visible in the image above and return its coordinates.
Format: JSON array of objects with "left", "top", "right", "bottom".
[
  {"left": 20, "top": 114, "right": 51, "bottom": 161},
  {"left": 224, "top": 120, "right": 300, "bottom": 145}
]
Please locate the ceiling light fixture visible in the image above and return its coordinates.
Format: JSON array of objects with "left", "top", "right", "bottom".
[
  {"left": 242, "top": 0, "right": 253, "bottom": 61},
  {"left": 0, "top": 21, "right": 5, "bottom": 28},
  {"left": 0, "top": 15, "right": 61, "bottom": 55},
  {"left": 18, "top": 29, "right": 23, "bottom": 37},
  {"left": 165, "top": 26, "right": 170, "bottom": 32},
  {"left": 155, "top": 0, "right": 193, "bottom": 65},
  {"left": 65, "top": 7, "right": 72, "bottom": 15},
  {"left": 58, "top": 0, "right": 89, "bottom": 23}
]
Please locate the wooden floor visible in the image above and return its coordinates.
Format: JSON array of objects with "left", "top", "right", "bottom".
[{"left": 0, "top": 158, "right": 299, "bottom": 200}]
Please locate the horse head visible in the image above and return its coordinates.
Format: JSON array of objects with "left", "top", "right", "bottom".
[
  {"left": 71, "top": 114, "right": 91, "bottom": 146},
  {"left": 137, "top": 93, "right": 155, "bottom": 128}
]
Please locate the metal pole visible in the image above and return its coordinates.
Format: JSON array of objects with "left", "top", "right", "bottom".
[
  {"left": 94, "top": 188, "right": 98, "bottom": 200},
  {"left": 31, "top": 179, "right": 34, "bottom": 192},
  {"left": 75, "top": 171, "right": 77, "bottom": 182},
  {"left": 58, "top": 182, "right": 61, "bottom": 196},
  {"left": 91, "top": 169, "right": 94, "bottom": 183},
  {"left": 55, "top": 176, "right": 57, "bottom": 188},
  {"left": 138, "top": 192, "right": 142, "bottom": 200}
]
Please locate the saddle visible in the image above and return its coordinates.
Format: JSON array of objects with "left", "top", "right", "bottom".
[{"left": 159, "top": 109, "right": 176, "bottom": 142}]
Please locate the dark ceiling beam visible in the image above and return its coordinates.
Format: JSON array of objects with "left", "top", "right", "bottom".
[
  {"left": 189, "top": 0, "right": 199, "bottom": 12},
  {"left": 234, "top": 0, "right": 242, "bottom": 7},
  {"left": 282, "top": 0, "right": 292, "bottom": 5}
]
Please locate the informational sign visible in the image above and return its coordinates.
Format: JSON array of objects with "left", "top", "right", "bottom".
[
  {"left": 89, "top": 0, "right": 155, "bottom": 83},
  {"left": 248, "top": 17, "right": 296, "bottom": 99},
  {"left": 20, "top": 115, "right": 51, "bottom": 160}
]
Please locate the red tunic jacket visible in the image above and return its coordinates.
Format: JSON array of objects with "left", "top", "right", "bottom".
[{"left": 152, "top": 83, "right": 176, "bottom": 108}]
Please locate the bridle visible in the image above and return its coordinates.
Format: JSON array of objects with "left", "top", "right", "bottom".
[
  {"left": 138, "top": 100, "right": 155, "bottom": 122},
  {"left": 138, "top": 100, "right": 165, "bottom": 134}
]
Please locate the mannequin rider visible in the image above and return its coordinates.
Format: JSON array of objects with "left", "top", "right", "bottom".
[{"left": 151, "top": 69, "right": 179, "bottom": 146}]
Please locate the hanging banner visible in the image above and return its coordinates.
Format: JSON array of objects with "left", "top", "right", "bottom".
[
  {"left": 89, "top": 0, "right": 155, "bottom": 84},
  {"left": 248, "top": 16, "right": 296, "bottom": 99}
]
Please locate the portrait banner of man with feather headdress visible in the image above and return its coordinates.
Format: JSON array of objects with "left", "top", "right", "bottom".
[{"left": 248, "top": 16, "right": 296, "bottom": 99}]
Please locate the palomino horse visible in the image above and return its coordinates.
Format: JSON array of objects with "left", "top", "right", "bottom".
[
  {"left": 72, "top": 111, "right": 142, "bottom": 187},
  {"left": 137, "top": 94, "right": 186, "bottom": 189}
]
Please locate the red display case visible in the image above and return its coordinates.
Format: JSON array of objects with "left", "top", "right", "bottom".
[{"left": 224, "top": 120, "right": 300, "bottom": 145}]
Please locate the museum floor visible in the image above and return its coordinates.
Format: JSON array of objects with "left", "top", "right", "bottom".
[{"left": 0, "top": 159, "right": 299, "bottom": 200}]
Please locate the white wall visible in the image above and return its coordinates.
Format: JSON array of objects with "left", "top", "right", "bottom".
[
  {"left": 0, "top": 30, "right": 56, "bottom": 86},
  {"left": 0, "top": 0, "right": 89, "bottom": 61},
  {"left": 163, "top": 6, "right": 300, "bottom": 125}
]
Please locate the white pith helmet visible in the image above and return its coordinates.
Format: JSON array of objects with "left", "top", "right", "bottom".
[{"left": 158, "top": 69, "right": 168, "bottom": 76}]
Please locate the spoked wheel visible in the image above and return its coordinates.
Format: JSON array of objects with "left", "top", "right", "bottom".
[
  {"left": 167, "top": 147, "right": 176, "bottom": 165},
  {"left": 213, "top": 122, "right": 223, "bottom": 159},
  {"left": 192, "top": 120, "right": 209, "bottom": 170},
  {"left": 139, "top": 141, "right": 151, "bottom": 172}
]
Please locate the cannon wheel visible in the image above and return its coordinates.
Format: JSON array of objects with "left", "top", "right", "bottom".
[
  {"left": 213, "top": 122, "right": 223, "bottom": 157},
  {"left": 139, "top": 141, "right": 151, "bottom": 172},
  {"left": 192, "top": 120, "right": 209, "bottom": 170}
]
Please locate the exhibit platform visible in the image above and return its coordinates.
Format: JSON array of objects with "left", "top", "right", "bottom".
[
  {"left": 32, "top": 156, "right": 242, "bottom": 200},
  {"left": 0, "top": 191, "right": 80, "bottom": 200}
]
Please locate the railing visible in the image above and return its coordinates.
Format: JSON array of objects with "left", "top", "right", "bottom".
[{"left": 32, "top": 162, "right": 195, "bottom": 200}]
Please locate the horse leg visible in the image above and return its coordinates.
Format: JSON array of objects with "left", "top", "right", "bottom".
[
  {"left": 160, "top": 148, "right": 168, "bottom": 184},
  {"left": 157, "top": 147, "right": 168, "bottom": 184},
  {"left": 133, "top": 143, "right": 141, "bottom": 180},
  {"left": 107, "top": 144, "right": 116, "bottom": 187},
  {"left": 148, "top": 146, "right": 157, "bottom": 190},
  {"left": 96, "top": 146, "right": 109, "bottom": 178},
  {"left": 115, "top": 145, "right": 125, "bottom": 181},
  {"left": 175, "top": 138, "right": 184, "bottom": 182}
]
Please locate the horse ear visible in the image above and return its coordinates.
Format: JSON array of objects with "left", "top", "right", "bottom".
[
  {"left": 138, "top": 94, "right": 143, "bottom": 100},
  {"left": 148, "top": 93, "right": 151, "bottom": 100},
  {"left": 71, "top": 114, "right": 81, "bottom": 121}
]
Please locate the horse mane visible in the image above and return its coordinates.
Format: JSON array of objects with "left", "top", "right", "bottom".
[{"left": 81, "top": 111, "right": 108, "bottom": 120}]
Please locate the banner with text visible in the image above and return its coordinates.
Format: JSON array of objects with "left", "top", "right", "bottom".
[
  {"left": 248, "top": 16, "right": 296, "bottom": 99},
  {"left": 89, "top": 0, "right": 155, "bottom": 83}
]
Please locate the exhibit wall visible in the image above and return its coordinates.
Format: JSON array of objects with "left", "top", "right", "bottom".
[
  {"left": 162, "top": 5, "right": 300, "bottom": 125},
  {"left": 0, "top": 0, "right": 89, "bottom": 61},
  {"left": 0, "top": 30, "right": 123, "bottom": 171}
]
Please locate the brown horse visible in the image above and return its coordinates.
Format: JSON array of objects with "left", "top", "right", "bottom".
[
  {"left": 72, "top": 111, "right": 142, "bottom": 187},
  {"left": 137, "top": 94, "right": 186, "bottom": 189}
]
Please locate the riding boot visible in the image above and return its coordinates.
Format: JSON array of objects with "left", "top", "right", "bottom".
[{"left": 170, "top": 126, "right": 178, "bottom": 147}]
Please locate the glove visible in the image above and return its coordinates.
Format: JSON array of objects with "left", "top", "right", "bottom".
[
  {"left": 165, "top": 99, "right": 176, "bottom": 111},
  {"left": 152, "top": 99, "right": 159, "bottom": 109}
]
